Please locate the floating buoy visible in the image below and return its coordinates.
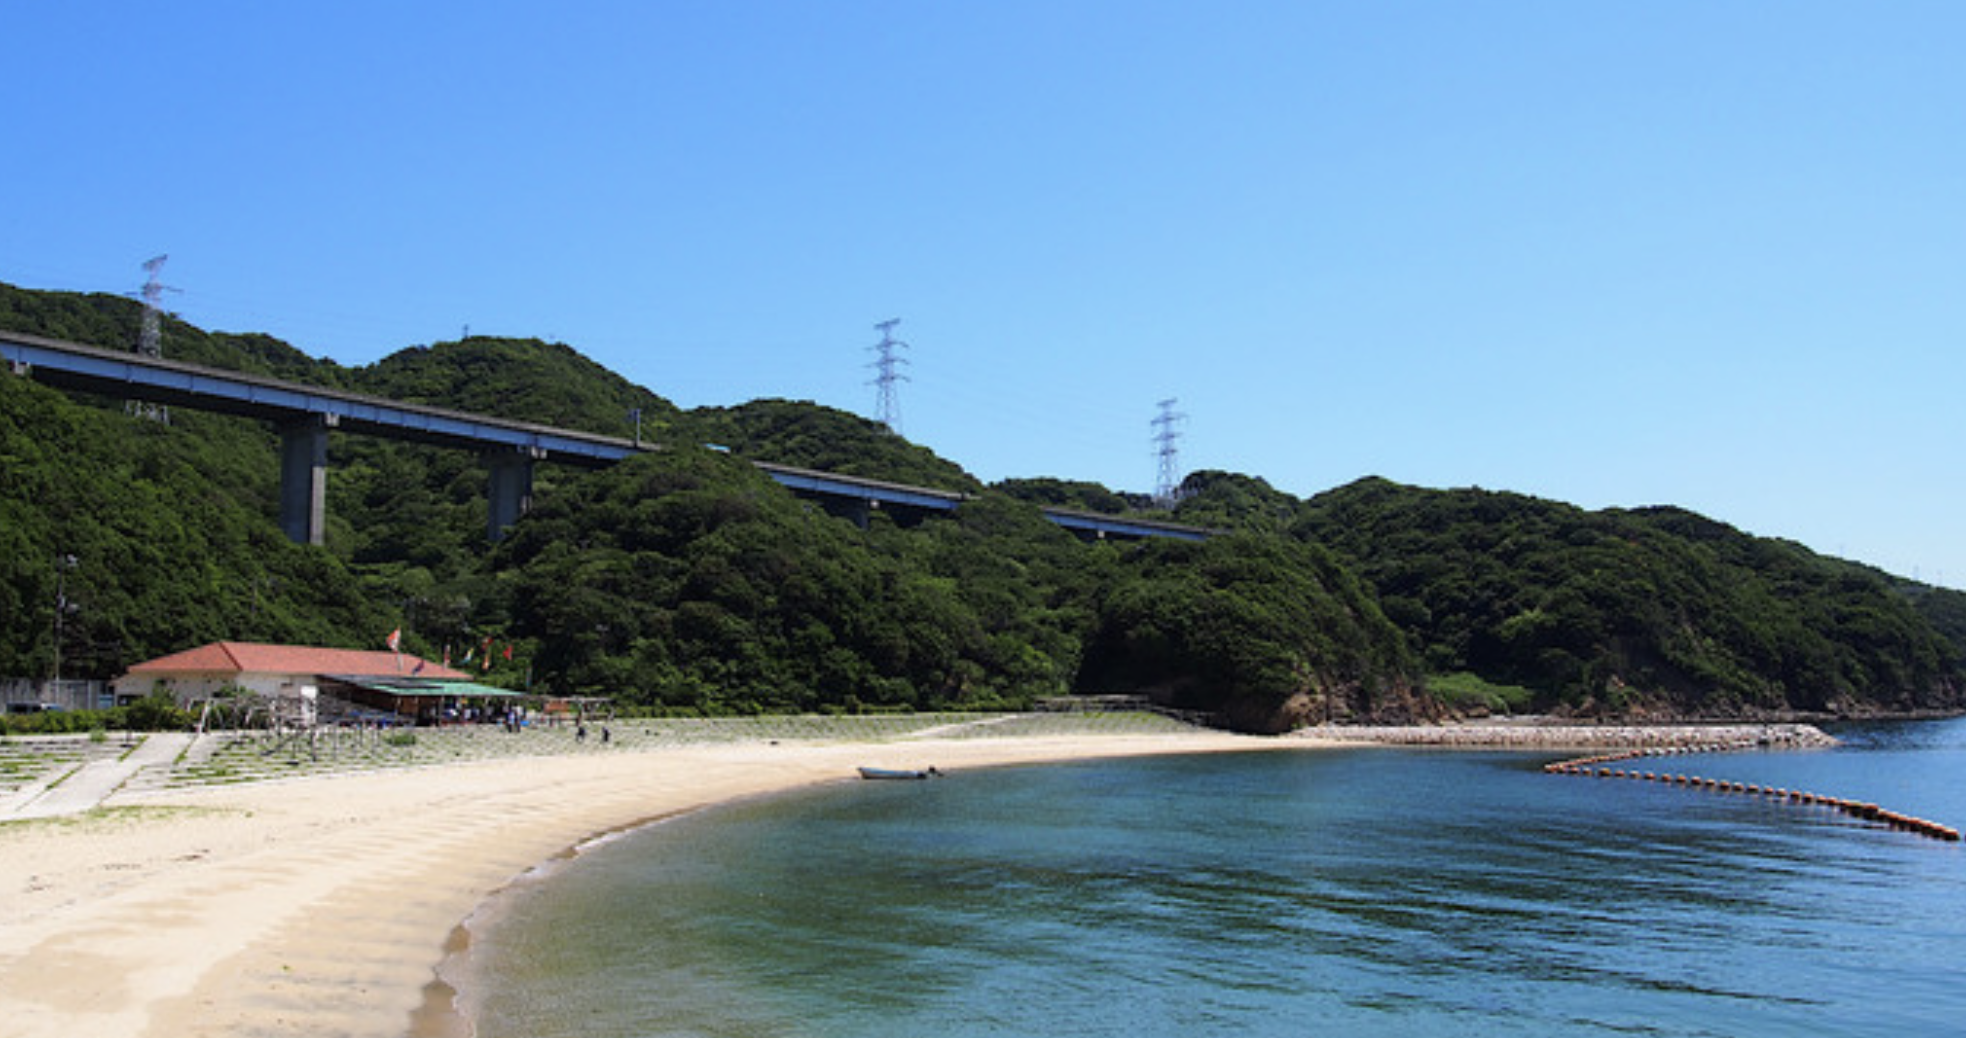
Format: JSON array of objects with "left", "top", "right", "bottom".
[{"left": 1544, "top": 747, "right": 1959, "bottom": 843}]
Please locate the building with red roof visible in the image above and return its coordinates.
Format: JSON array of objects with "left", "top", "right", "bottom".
[{"left": 114, "top": 641, "right": 486, "bottom": 725}]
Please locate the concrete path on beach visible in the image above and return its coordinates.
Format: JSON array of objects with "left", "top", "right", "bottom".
[{"left": 1, "top": 732, "right": 193, "bottom": 821}]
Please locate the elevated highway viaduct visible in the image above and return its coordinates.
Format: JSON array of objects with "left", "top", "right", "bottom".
[{"left": 3, "top": 331, "right": 1209, "bottom": 545}]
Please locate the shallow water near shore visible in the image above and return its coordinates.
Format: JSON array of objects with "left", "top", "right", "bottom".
[{"left": 461, "top": 718, "right": 1966, "bottom": 1037}]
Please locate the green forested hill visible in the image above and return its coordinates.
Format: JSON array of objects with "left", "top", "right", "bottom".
[
  {"left": 3, "top": 281, "right": 1962, "bottom": 727},
  {"left": 1282, "top": 478, "right": 1962, "bottom": 717},
  {"left": 1077, "top": 533, "right": 1427, "bottom": 730},
  {"left": 681, "top": 398, "right": 980, "bottom": 492},
  {"left": 491, "top": 451, "right": 1068, "bottom": 710},
  {"left": 0, "top": 374, "right": 381, "bottom": 677},
  {"left": 0, "top": 282, "right": 346, "bottom": 385},
  {"left": 355, "top": 337, "right": 677, "bottom": 437},
  {"left": 994, "top": 477, "right": 1143, "bottom": 515}
]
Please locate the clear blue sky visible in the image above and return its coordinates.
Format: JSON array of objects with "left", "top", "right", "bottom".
[{"left": 6, "top": 2, "right": 1961, "bottom": 586}]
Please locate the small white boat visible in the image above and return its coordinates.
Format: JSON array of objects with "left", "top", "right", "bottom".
[{"left": 857, "top": 766, "right": 941, "bottom": 780}]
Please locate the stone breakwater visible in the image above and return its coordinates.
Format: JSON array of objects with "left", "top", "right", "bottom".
[{"left": 1290, "top": 721, "right": 1839, "bottom": 751}]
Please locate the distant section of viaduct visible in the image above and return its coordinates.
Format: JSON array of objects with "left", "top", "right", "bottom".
[{"left": 2, "top": 331, "right": 1210, "bottom": 545}]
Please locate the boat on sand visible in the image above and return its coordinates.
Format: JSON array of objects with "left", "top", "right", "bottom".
[{"left": 857, "top": 766, "right": 942, "bottom": 780}]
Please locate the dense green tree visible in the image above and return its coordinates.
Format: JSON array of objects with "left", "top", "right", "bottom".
[
  {"left": 355, "top": 337, "right": 675, "bottom": 438},
  {"left": 994, "top": 477, "right": 1141, "bottom": 515},
  {"left": 0, "top": 374, "right": 380, "bottom": 678},
  {"left": 1079, "top": 534, "right": 1424, "bottom": 731},
  {"left": 494, "top": 450, "right": 1008, "bottom": 710},
  {"left": 1168, "top": 470, "right": 1301, "bottom": 535},
  {"left": 888, "top": 492, "right": 1115, "bottom": 704},
  {"left": 680, "top": 399, "right": 980, "bottom": 491},
  {"left": 0, "top": 282, "right": 351, "bottom": 386},
  {"left": 1294, "top": 478, "right": 1962, "bottom": 717},
  {"left": 0, "top": 284, "right": 149, "bottom": 356}
]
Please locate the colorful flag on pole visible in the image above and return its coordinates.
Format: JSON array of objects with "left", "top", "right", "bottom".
[{"left": 386, "top": 627, "right": 402, "bottom": 652}]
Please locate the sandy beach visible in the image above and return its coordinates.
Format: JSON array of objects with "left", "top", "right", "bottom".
[
  {"left": 0, "top": 726, "right": 1278, "bottom": 1038},
  {"left": 0, "top": 714, "right": 1841, "bottom": 1038}
]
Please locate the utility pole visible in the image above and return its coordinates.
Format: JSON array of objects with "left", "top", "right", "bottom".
[
  {"left": 131, "top": 255, "right": 176, "bottom": 423},
  {"left": 1152, "top": 398, "right": 1187, "bottom": 507},
  {"left": 51, "top": 554, "right": 77, "bottom": 694},
  {"left": 868, "top": 318, "right": 910, "bottom": 433}
]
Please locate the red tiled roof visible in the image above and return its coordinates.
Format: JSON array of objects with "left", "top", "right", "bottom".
[{"left": 125, "top": 641, "right": 469, "bottom": 680}]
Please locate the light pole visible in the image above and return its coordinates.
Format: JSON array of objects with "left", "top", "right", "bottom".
[{"left": 52, "top": 554, "right": 77, "bottom": 699}]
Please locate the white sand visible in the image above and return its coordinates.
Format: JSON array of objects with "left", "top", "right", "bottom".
[{"left": 0, "top": 732, "right": 1281, "bottom": 1038}]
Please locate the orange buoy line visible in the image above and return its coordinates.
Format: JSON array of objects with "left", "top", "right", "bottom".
[{"left": 1543, "top": 743, "right": 1962, "bottom": 843}]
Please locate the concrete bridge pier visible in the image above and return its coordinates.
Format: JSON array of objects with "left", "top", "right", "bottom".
[
  {"left": 805, "top": 496, "right": 946, "bottom": 531},
  {"left": 818, "top": 497, "right": 875, "bottom": 529},
  {"left": 486, "top": 447, "right": 544, "bottom": 540},
  {"left": 279, "top": 414, "right": 335, "bottom": 545}
]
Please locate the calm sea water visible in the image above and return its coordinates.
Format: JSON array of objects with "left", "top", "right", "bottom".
[{"left": 460, "top": 719, "right": 1966, "bottom": 1038}]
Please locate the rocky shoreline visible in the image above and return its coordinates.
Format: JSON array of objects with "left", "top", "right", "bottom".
[{"left": 1292, "top": 719, "right": 1839, "bottom": 751}]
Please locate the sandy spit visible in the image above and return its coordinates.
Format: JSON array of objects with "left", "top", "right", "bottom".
[{"left": 0, "top": 731, "right": 1290, "bottom": 1038}]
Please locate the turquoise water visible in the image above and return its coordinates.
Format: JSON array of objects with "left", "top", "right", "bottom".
[{"left": 462, "top": 719, "right": 1966, "bottom": 1037}]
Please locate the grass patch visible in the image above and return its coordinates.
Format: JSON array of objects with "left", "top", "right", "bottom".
[
  {"left": 12, "top": 712, "right": 1216, "bottom": 796},
  {"left": 1428, "top": 672, "right": 1537, "bottom": 715},
  {"left": 0, "top": 804, "right": 242, "bottom": 833}
]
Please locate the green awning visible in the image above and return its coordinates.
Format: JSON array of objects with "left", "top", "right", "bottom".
[
  {"left": 428, "top": 680, "right": 525, "bottom": 698},
  {"left": 335, "top": 676, "right": 525, "bottom": 698}
]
